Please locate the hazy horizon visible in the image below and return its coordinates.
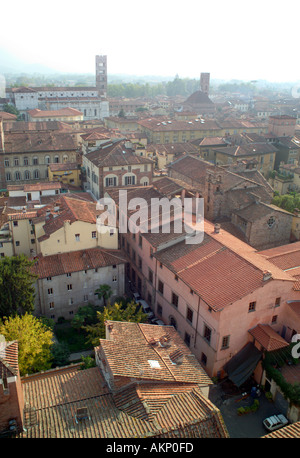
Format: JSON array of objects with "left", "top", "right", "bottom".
[{"left": 1, "top": 0, "right": 299, "bottom": 84}]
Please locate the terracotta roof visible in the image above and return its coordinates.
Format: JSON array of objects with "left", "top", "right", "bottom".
[
  {"left": 263, "top": 421, "right": 300, "bottom": 438},
  {"left": 2, "top": 131, "right": 77, "bottom": 154},
  {"left": 0, "top": 111, "right": 17, "bottom": 120},
  {"left": 214, "top": 143, "right": 277, "bottom": 157},
  {"left": 85, "top": 139, "right": 153, "bottom": 168},
  {"left": 18, "top": 363, "right": 228, "bottom": 438},
  {"left": 258, "top": 242, "right": 300, "bottom": 271},
  {"left": 32, "top": 248, "right": 127, "bottom": 278},
  {"left": 48, "top": 162, "right": 79, "bottom": 172},
  {"left": 184, "top": 90, "right": 214, "bottom": 105},
  {"left": 234, "top": 201, "right": 293, "bottom": 222},
  {"left": 168, "top": 155, "right": 215, "bottom": 185},
  {"left": 0, "top": 340, "right": 19, "bottom": 378},
  {"left": 36, "top": 195, "right": 101, "bottom": 241},
  {"left": 137, "top": 118, "right": 220, "bottom": 132},
  {"left": 28, "top": 108, "right": 83, "bottom": 118},
  {"left": 153, "top": 219, "right": 294, "bottom": 311},
  {"left": 97, "top": 321, "right": 213, "bottom": 386},
  {"left": 248, "top": 324, "right": 289, "bottom": 351}
]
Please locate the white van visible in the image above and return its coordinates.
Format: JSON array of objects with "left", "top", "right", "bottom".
[{"left": 138, "top": 300, "right": 155, "bottom": 320}]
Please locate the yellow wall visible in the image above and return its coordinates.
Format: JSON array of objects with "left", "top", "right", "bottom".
[
  {"left": 215, "top": 151, "right": 275, "bottom": 176},
  {"left": 36, "top": 220, "right": 118, "bottom": 256},
  {"left": 48, "top": 166, "right": 81, "bottom": 187}
]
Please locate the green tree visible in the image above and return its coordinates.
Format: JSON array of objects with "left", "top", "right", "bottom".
[
  {"left": 95, "top": 284, "right": 113, "bottom": 307},
  {"left": 0, "top": 313, "right": 54, "bottom": 376},
  {"left": 71, "top": 303, "right": 99, "bottom": 332},
  {"left": 2, "top": 103, "right": 21, "bottom": 120},
  {"left": 84, "top": 301, "right": 148, "bottom": 346},
  {"left": 0, "top": 255, "right": 38, "bottom": 319},
  {"left": 51, "top": 342, "right": 70, "bottom": 367}
]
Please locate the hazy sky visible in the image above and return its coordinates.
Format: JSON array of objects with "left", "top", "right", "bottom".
[{"left": 1, "top": 0, "right": 299, "bottom": 82}]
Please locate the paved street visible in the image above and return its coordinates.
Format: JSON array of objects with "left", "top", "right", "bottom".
[{"left": 209, "top": 380, "right": 287, "bottom": 438}]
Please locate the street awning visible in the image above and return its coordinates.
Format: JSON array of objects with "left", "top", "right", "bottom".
[{"left": 223, "top": 342, "right": 262, "bottom": 387}]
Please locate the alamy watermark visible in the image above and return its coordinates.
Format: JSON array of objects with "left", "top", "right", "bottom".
[
  {"left": 291, "top": 334, "right": 300, "bottom": 358},
  {"left": 96, "top": 190, "right": 204, "bottom": 245}
]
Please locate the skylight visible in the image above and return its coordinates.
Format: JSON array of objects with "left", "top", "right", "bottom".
[{"left": 148, "top": 360, "right": 161, "bottom": 369}]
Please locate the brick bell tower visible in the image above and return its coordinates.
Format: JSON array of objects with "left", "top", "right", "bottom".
[
  {"left": 200, "top": 73, "right": 210, "bottom": 95},
  {"left": 95, "top": 55, "right": 108, "bottom": 98},
  {"left": 0, "top": 338, "right": 24, "bottom": 435}
]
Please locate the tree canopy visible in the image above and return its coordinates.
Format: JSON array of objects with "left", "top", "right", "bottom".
[
  {"left": 84, "top": 301, "right": 148, "bottom": 346},
  {"left": 0, "top": 255, "right": 38, "bottom": 319},
  {"left": 0, "top": 313, "right": 54, "bottom": 376},
  {"left": 272, "top": 193, "right": 300, "bottom": 214}
]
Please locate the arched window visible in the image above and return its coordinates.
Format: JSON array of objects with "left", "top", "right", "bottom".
[
  {"left": 33, "top": 169, "right": 39, "bottom": 179},
  {"left": 45, "top": 155, "right": 51, "bottom": 164},
  {"left": 63, "top": 155, "right": 68, "bottom": 163},
  {"left": 33, "top": 156, "right": 39, "bottom": 165},
  {"left": 23, "top": 157, "right": 29, "bottom": 166},
  {"left": 6, "top": 172, "right": 11, "bottom": 181},
  {"left": 54, "top": 155, "right": 59, "bottom": 163},
  {"left": 15, "top": 171, "right": 21, "bottom": 181},
  {"left": 24, "top": 170, "right": 30, "bottom": 180}
]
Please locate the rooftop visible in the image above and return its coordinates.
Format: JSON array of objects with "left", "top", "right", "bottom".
[{"left": 32, "top": 247, "right": 127, "bottom": 279}]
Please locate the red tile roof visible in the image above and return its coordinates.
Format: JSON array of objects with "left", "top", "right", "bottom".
[
  {"left": 154, "top": 220, "right": 294, "bottom": 311},
  {"left": 32, "top": 248, "right": 127, "bottom": 278},
  {"left": 248, "top": 324, "right": 289, "bottom": 351},
  {"left": 97, "top": 321, "right": 213, "bottom": 386}
]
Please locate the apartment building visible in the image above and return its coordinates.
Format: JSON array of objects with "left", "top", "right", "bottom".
[
  {"left": 106, "top": 184, "right": 299, "bottom": 382},
  {"left": 82, "top": 139, "right": 154, "bottom": 199}
]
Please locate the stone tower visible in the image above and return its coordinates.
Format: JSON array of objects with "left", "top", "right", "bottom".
[
  {"left": 95, "top": 55, "right": 107, "bottom": 98},
  {"left": 200, "top": 73, "right": 210, "bottom": 95}
]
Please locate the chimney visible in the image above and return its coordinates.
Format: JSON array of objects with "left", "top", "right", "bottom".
[
  {"left": 159, "top": 334, "right": 171, "bottom": 347},
  {"left": 169, "top": 349, "right": 184, "bottom": 365},
  {"left": 263, "top": 270, "right": 272, "bottom": 281},
  {"left": 214, "top": 223, "right": 220, "bottom": 234}
]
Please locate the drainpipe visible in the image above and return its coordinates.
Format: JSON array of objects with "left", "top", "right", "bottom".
[{"left": 194, "top": 294, "right": 201, "bottom": 348}]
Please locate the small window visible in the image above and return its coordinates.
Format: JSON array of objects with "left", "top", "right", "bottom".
[
  {"left": 13, "top": 221, "right": 18, "bottom": 227},
  {"left": 47, "top": 276, "right": 52, "bottom": 281},
  {"left": 172, "top": 292, "right": 179, "bottom": 308},
  {"left": 112, "top": 275, "right": 117, "bottom": 282},
  {"left": 204, "top": 324, "right": 211, "bottom": 343},
  {"left": 66, "top": 273, "right": 72, "bottom": 277},
  {"left": 49, "top": 302, "right": 54, "bottom": 309},
  {"left": 92, "top": 231, "right": 97, "bottom": 238},
  {"left": 84, "top": 294, "right": 88, "bottom": 302},
  {"left": 48, "top": 288, "right": 53, "bottom": 295},
  {"left": 186, "top": 307, "right": 193, "bottom": 323},
  {"left": 248, "top": 301, "right": 256, "bottom": 313},
  {"left": 148, "top": 269, "right": 153, "bottom": 284},
  {"left": 67, "top": 284, "right": 72, "bottom": 291},
  {"left": 275, "top": 297, "right": 281, "bottom": 307},
  {"left": 157, "top": 303, "right": 162, "bottom": 316},
  {"left": 174, "top": 275, "right": 178, "bottom": 282},
  {"left": 221, "top": 335, "right": 230, "bottom": 349},
  {"left": 184, "top": 332, "right": 191, "bottom": 347},
  {"left": 271, "top": 315, "right": 278, "bottom": 324},
  {"left": 75, "top": 234, "right": 80, "bottom": 241},
  {"left": 15, "top": 241, "right": 20, "bottom": 247},
  {"left": 158, "top": 280, "right": 164, "bottom": 295},
  {"left": 201, "top": 353, "right": 207, "bottom": 366}
]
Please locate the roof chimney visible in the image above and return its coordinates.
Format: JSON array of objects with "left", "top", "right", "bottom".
[
  {"left": 263, "top": 270, "right": 272, "bottom": 281},
  {"left": 169, "top": 349, "right": 184, "bottom": 365},
  {"left": 214, "top": 223, "right": 220, "bottom": 234}
]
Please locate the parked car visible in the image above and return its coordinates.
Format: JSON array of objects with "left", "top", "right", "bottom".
[
  {"left": 137, "top": 300, "right": 155, "bottom": 320},
  {"left": 151, "top": 318, "right": 165, "bottom": 326},
  {"left": 263, "top": 414, "right": 288, "bottom": 432},
  {"left": 132, "top": 292, "right": 141, "bottom": 302}
]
